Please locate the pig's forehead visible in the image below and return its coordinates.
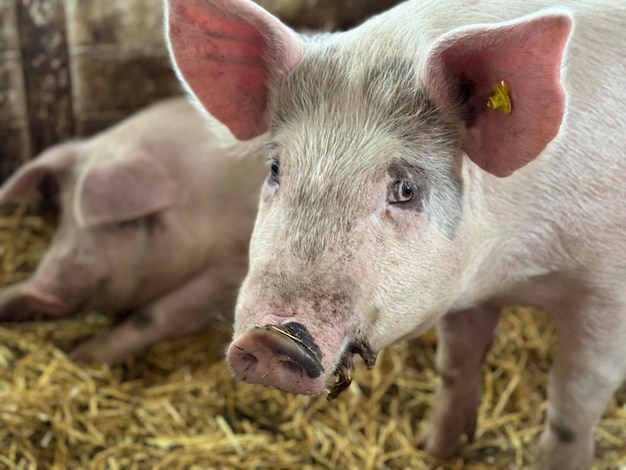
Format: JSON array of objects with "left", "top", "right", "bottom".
[
  {"left": 269, "top": 46, "right": 456, "bottom": 166},
  {"left": 271, "top": 47, "right": 434, "bottom": 134},
  {"left": 267, "top": 46, "right": 459, "bottom": 193}
]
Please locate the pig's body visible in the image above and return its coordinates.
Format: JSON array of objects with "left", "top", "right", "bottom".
[
  {"left": 0, "top": 97, "right": 267, "bottom": 363},
  {"left": 167, "top": 0, "right": 626, "bottom": 468}
]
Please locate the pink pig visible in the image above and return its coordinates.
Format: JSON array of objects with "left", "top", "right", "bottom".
[
  {"left": 0, "top": 97, "right": 267, "bottom": 364},
  {"left": 166, "top": 0, "right": 626, "bottom": 468}
]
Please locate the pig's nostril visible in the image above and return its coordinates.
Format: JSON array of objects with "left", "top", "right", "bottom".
[
  {"left": 240, "top": 352, "right": 258, "bottom": 367},
  {"left": 238, "top": 352, "right": 258, "bottom": 380}
]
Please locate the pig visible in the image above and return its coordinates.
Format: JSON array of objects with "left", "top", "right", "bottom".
[
  {"left": 0, "top": 97, "right": 268, "bottom": 364},
  {"left": 165, "top": 0, "right": 626, "bottom": 468}
]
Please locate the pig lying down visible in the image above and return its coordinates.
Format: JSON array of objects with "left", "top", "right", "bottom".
[
  {"left": 0, "top": 97, "right": 267, "bottom": 364},
  {"left": 166, "top": 0, "right": 626, "bottom": 468}
]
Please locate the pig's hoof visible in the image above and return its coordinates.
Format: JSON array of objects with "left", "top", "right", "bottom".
[
  {"left": 417, "top": 430, "right": 462, "bottom": 460},
  {"left": 417, "top": 407, "right": 477, "bottom": 459},
  {"left": 68, "top": 343, "right": 100, "bottom": 364},
  {"left": 534, "top": 425, "right": 593, "bottom": 470},
  {"left": 69, "top": 335, "right": 125, "bottom": 365}
]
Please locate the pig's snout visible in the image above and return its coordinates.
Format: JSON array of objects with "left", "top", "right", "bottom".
[{"left": 227, "top": 322, "right": 326, "bottom": 395}]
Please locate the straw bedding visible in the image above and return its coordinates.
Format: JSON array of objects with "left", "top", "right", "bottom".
[{"left": 0, "top": 201, "right": 624, "bottom": 469}]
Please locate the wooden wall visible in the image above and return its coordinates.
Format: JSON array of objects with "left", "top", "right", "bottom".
[{"left": 0, "top": 0, "right": 402, "bottom": 183}]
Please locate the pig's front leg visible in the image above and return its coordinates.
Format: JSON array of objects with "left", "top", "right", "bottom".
[
  {"left": 69, "top": 266, "right": 240, "bottom": 364},
  {"left": 418, "top": 304, "right": 501, "bottom": 458},
  {"left": 535, "top": 303, "right": 626, "bottom": 470}
]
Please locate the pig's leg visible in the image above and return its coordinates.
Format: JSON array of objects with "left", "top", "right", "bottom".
[
  {"left": 69, "top": 266, "right": 239, "bottom": 364},
  {"left": 535, "top": 303, "right": 626, "bottom": 470},
  {"left": 418, "top": 304, "right": 501, "bottom": 458}
]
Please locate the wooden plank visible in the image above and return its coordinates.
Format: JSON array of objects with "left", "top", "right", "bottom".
[
  {"left": 0, "top": 0, "right": 30, "bottom": 183},
  {"left": 16, "top": 0, "right": 74, "bottom": 158},
  {"left": 71, "top": 51, "right": 180, "bottom": 136},
  {"left": 65, "top": 0, "right": 181, "bottom": 136}
]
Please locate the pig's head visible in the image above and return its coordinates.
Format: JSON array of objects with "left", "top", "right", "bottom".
[
  {"left": 166, "top": 0, "right": 571, "bottom": 395},
  {"left": 0, "top": 140, "right": 179, "bottom": 318}
]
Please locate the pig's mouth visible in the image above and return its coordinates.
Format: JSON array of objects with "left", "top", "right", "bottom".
[{"left": 327, "top": 337, "right": 377, "bottom": 400}]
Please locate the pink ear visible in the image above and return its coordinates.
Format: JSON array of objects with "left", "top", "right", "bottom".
[
  {"left": 0, "top": 141, "right": 81, "bottom": 204},
  {"left": 166, "top": 0, "right": 303, "bottom": 140},
  {"left": 425, "top": 11, "right": 572, "bottom": 177},
  {"left": 75, "top": 154, "right": 179, "bottom": 227}
]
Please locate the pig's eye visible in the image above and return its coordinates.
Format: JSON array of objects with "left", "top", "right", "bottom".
[
  {"left": 389, "top": 180, "right": 415, "bottom": 204},
  {"left": 269, "top": 159, "right": 280, "bottom": 184}
]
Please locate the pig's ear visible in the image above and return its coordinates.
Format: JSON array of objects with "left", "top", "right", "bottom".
[
  {"left": 0, "top": 141, "right": 81, "bottom": 204},
  {"left": 75, "top": 154, "right": 179, "bottom": 228},
  {"left": 166, "top": 0, "right": 304, "bottom": 140},
  {"left": 424, "top": 11, "right": 572, "bottom": 177}
]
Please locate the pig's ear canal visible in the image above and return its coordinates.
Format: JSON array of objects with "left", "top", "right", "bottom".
[
  {"left": 0, "top": 141, "right": 81, "bottom": 204},
  {"left": 75, "top": 154, "right": 179, "bottom": 228},
  {"left": 424, "top": 11, "right": 572, "bottom": 177},
  {"left": 166, "top": 0, "right": 304, "bottom": 140}
]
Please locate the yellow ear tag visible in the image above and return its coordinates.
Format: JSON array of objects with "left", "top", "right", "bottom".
[{"left": 486, "top": 80, "right": 512, "bottom": 114}]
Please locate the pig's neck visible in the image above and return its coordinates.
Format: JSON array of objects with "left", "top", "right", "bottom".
[{"left": 452, "top": 157, "right": 564, "bottom": 311}]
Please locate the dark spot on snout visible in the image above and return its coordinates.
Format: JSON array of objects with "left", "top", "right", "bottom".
[
  {"left": 276, "top": 322, "right": 323, "bottom": 363},
  {"left": 259, "top": 323, "right": 324, "bottom": 379},
  {"left": 274, "top": 344, "right": 323, "bottom": 379},
  {"left": 549, "top": 417, "right": 576, "bottom": 443}
]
